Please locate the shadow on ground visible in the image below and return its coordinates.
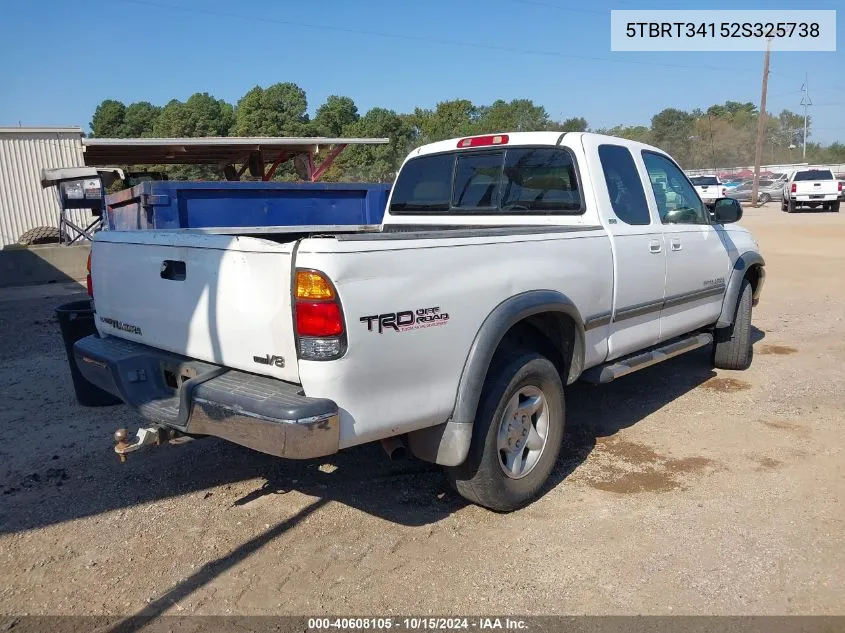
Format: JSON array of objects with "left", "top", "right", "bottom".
[{"left": 2, "top": 329, "right": 768, "bottom": 536}]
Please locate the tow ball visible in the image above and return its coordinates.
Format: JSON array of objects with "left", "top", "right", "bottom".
[
  {"left": 114, "top": 427, "right": 195, "bottom": 462},
  {"left": 113, "top": 427, "right": 163, "bottom": 462}
]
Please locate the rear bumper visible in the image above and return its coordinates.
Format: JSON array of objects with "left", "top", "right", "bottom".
[
  {"left": 793, "top": 194, "right": 838, "bottom": 202},
  {"left": 73, "top": 335, "right": 339, "bottom": 459}
]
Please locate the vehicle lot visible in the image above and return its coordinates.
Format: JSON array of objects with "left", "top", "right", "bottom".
[{"left": 1, "top": 203, "right": 843, "bottom": 616}]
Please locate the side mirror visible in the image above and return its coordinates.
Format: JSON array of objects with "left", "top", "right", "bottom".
[{"left": 713, "top": 197, "right": 742, "bottom": 224}]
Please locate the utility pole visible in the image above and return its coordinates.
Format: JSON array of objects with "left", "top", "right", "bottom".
[
  {"left": 800, "top": 73, "right": 812, "bottom": 160},
  {"left": 751, "top": 37, "right": 771, "bottom": 207}
]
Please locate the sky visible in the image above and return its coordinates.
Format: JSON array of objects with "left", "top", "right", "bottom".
[{"left": 1, "top": 0, "right": 843, "bottom": 143}]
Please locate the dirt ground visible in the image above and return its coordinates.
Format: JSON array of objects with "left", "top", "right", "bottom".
[{"left": 1, "top": 204, "right": 843, "bottom": 617}]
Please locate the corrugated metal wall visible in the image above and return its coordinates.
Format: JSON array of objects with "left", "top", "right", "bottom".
[{"left": 0, "top": 128, "right": 89, "bottom": 247}]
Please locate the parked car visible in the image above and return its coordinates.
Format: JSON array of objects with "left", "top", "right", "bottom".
[
  {"left": 781, "top": 168, "right": 841, "bottom": 212},
  {"left": 71, "top": 132, "right": 765, "bottom": 512},
  {"left": 729, "top": 179, "right": 785, "bottom": 204},
  {"left": 722, "top": 178, "right": 745, "bottom": 191},
  {"left": 689, "top": 175, "right": 726, "bottom": 208}
]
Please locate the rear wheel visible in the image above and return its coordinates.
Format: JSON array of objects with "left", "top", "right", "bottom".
[
  {"left": 712, "top": 279, "right": 753, "bottom": 370},
  {"left": 787, "top": 198, "right": 796, "bottom": 213},
  {"left": 759, "top": 193, "right": 771, "bottom": 204},
  {"left": 446, "top": 351, "right": 565, "bottom": 512},
  {"left": 833, "top": 201, "right": 841, "bottom": 212}
]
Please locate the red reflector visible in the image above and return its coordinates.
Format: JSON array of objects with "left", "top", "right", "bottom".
[
  {"left": 296, "top": 302, "right": 343, "bottom": 337},
  {"left": 791, "top": 183, "right": 797, "bottom": 193},
  {"left": 86, "top": 274, "right": 93, "bottom": 297},
  {"left": 456, "top": 134, "right": 509, "bottom": 148}
]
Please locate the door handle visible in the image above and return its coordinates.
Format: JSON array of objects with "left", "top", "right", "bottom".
[
  {"left": 670, "top": 239, "right": 682, "bottom": 251},
  {"left": 649, "top": 240, "right": 662, "bottom": 253}
]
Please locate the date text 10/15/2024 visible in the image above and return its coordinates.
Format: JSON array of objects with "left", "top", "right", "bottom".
[{"left": 308, "top": 618, "right": 528, "bottom": 630}]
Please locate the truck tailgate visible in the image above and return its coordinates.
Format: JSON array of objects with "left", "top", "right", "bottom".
[
  {"left": 90, "top": 231, "right": 299, "bottom": 383},
  {"left": 795, "top": 181, "right": 838, "bottom": 196}
]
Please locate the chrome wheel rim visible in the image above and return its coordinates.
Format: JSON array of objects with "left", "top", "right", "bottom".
[{"left": 497, "top": 385, "right": 550, "bottom": 479}]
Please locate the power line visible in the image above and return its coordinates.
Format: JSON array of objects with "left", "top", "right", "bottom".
[
  {"left": 110, "top": 0, "right": 764, "bottom": 75},
  {"left": 508, "top": 0, "right": 606, "bottom": 14}
]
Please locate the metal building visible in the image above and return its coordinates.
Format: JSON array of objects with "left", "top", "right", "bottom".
[{"left": 0, "top": 127, "right": 85, "bottom": 248}]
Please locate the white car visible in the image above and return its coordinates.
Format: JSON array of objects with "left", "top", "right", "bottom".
[
  {"left": 689, "top": 175, "right": 726, "bottom": 208},
  {"left": 782, "top": 168, "right": 841, "bottom": 212},
  {"left": 73, "top": 132, "right": 766, "bottom": 511}
]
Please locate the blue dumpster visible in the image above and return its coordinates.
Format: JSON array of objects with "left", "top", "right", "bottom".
[{"left": 106, "top": 181, "right": 391, "bottom": 230}]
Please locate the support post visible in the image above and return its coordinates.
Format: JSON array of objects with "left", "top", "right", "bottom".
[
  {"left": 751, "top": 38, "right": 771, "bottom": 207},
  {"left": 311, "top": 144, "right": 348, "bottom": 182}
]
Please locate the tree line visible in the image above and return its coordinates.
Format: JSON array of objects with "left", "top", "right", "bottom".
[{"left": 90, "top": 83, "right": 845, "bottom": 182}]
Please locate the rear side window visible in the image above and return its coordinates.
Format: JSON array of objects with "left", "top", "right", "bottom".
[
  {"left": 597, "top": 144, "right": 650, "bottom": 225},
  {"left": 794, "top": 169, "right": 834, "bottom": 181},
  {"left": 389, "top": 147, "right": 583, "bottom": 215},
  {"left": 389, "top": 154, "right": 453, "bottom": 212}
]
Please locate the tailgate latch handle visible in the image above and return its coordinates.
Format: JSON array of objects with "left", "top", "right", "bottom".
[{"left": 160, "top": 260, "right": 186, "bottom": 281}]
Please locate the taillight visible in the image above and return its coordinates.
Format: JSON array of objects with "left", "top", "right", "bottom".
[
  {"left": 722, "top": 188, "right": 726, "bottom": 197},
  {"left": 457, "top": 134, "right": 509, "bottom": 148},
  {"left": 86, "top": 251, "right": 93, "bottom": 297},
  {"left": 294, "top": 269, "right": 345, "bottom": 360},
  {"left": 839, "top": 182, "right": 843, "bottom": 192},
  {"left": 791, "top": 183, "right": 797, "bottom": 193}
]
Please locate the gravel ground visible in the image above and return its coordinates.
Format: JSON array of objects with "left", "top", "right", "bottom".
[{"left": 1, "top": 205, "right": 843, "bottom": 617}]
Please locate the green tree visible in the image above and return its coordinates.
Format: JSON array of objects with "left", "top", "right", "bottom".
[
  {"left": 233, "top": 83, "right": 309, "bottom": 136},
  {"left": 90, "top": 99, "right": 126, "bottom": 137},
  {"left": 338, "top": 108, "right": 414, "bottom": 182},
  {"left": 121, "top": 102, "right": 161, "bottom": 137},
  {"left": 311, "top": 95, "right": 359, "bottom": 137},
  {"left": 475, "top": 99, "right": 550, "bottom": 133},
  {"left": 411, "top": 99, "right": 479, "bottom": 144},
  {"left": 651, "top": 108, "right": 695, "bottom": 166},
  {"left": 595, "top": 125, "right": 652, "bottom": 144},
  {"left": 551, "top": 117, "right": 588, "bottom": 132}
]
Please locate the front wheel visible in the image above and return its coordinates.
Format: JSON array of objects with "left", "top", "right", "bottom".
[
  {"left": 446, "top": 351, "right": 565, "bottom": 512},
  {"left": 712, "top": 279, "right": 753, "bottom": 370},
  {"left": 759, "top": 193, "right": 771, "bottom": 204}
]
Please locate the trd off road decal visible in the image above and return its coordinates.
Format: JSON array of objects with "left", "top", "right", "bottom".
[{"left": 360, "top": 306, "right": 450, "bottom": 334}]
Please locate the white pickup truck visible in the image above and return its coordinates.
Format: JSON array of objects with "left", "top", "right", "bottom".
[
  {"left": 781, "top": 168, "right": 841, "bottom": 212},
  {"left": 74, "top": 132, "right": 765, "bottom": 511},
  {"left": 689, "top": 175, "right": 726, "bottom": 209}
]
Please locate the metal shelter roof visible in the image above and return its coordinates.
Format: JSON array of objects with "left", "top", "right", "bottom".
[{"left": 81, "top": 136, "right": 389, "bottom": 166}]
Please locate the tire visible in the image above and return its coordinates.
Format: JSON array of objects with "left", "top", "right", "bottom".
[
  {"left": 17, "top": 225, "right": 64, "bottom": 245},
  {"left": 446, "top": 350, "right": 565, "bottom": 512},
  {"left": 787, "top": 198, "right": 796, "bottom": 213},
  {"left": 759, "top": 193, "right": 770, "bottom": 204},
  {"left": 833, "top": 201, "right": 841, "bottom": 212},
  {"left": 781, "top": 197, "right": 788, "bottom": 212},
  {"left": 712, "top": 279, "right": 753, "bottom": 371}
]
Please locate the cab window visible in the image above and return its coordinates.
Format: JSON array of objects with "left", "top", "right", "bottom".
[{"left": 641, "top": 151, "right": 709, "bottom": 225}]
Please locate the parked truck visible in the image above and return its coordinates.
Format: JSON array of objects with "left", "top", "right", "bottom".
[
  {"left": 689, "top": 174, "right": 726, "bottom": 209},
  {"left": 781, "top": 168, "right": 841, "bottom": 212},
  {"left": 72, "top": 132, "right": 765, "bottom": 511}
]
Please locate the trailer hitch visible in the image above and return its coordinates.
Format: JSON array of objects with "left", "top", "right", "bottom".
[{"left": 114, "top": 427, "right": 163, "bottom": 462}]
